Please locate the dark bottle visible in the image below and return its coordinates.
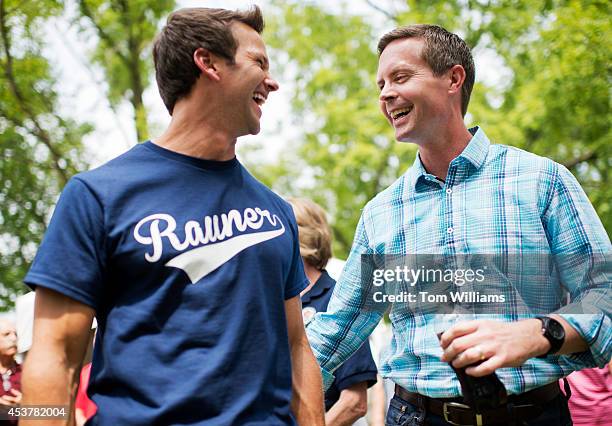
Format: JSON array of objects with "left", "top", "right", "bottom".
[
  {"left": 449, "top": 361, "right": 508, "bottom": 411},
  {"left": 438, "top": 333, "right": 508, "bottom": 411}
]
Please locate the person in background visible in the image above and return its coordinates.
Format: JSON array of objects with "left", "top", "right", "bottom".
[
  {"left": 75, "top": 362, "right": 97, "bottom": 426},
  {"left": 0, "top": 319, "right": 21, "bottom": 425},
  {"left": 367, "top": 320, "right": 394, "bottom": 426},
  {"left": 563, "top": 359, "right": 612, "bottom": 426},
  {"left": 289, "top": 197, "right": 378, "bottom": 426},
  {"left": 75, "top": 327, "right": 97, "bottom": 426}
]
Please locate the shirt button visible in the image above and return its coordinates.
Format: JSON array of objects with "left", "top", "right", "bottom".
[
  {"left": 446, "top": 188, "right": 453, "bottom": 194},
  {"left": 447, "top": 227, "right": 454, "bottom": 234}
]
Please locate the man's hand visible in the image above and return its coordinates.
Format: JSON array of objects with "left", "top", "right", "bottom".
[
  {"left": 0, "top": 389, "right": 22, "bottom": 406},
  {"left": 439, "top": 319, "right": 550, "bottom": 377}
]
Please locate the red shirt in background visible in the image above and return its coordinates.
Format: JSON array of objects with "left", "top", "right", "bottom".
[
  {"left": 1, "top": 363, "right": 21, "bottom": 425},
  {"left": 75, "top": 363, "right": 97, "bottom": 421},
  {"left": 0, "top": 363, "right": 21, "bottom": 398}
]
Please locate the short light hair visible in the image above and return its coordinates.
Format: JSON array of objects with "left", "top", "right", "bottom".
[
  {"left": 378, "top": 24, "right": 475, "bottom": 117},
  {"left": 287, "top": 197, "right": 332, "bottom": 271}
]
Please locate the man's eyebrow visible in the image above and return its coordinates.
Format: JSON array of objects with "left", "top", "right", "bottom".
[
  {"left": 249, "top": 51, "right": 269, "bottom": 68},
  {"left": 377, "top": 65, "right": 416, "bottom": 87},
  {"left": 389, "top": 64, "right": 416, "bottom": 76}
]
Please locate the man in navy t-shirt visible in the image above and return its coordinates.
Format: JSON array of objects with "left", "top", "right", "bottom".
[
  {"left": 20, "top": 6, "right": 325, "bottom": 426},
  {"left": 288, "top": 198, "right": 378, "bottom": 425}
]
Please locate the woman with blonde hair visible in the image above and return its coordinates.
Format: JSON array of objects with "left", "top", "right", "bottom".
[{"left": 288, "top": 197, "right": 378, "bottom": 426}]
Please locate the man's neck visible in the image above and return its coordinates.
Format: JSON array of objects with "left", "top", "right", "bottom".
[
  {"left": 154, "top": 99, "right": 238, "bottom": 161},
  {"left": 416, "top": 123, "right": 473, "bottom": 181}
]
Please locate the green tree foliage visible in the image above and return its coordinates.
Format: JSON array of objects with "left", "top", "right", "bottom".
[
  {"left": 264, "top": 2, "right": 416, "bottom": 255},
  {"left": 75, "top": 0, "right": 175, "bottom": 141},
  {"left": 264, "top": 0, "right": 610, "bottom": 257},
  {"left": 474, "top": 0, "right": 611, "bottom": 230},
  {"left": 0, "top": 0, "right": 92, "bottom": 309}
]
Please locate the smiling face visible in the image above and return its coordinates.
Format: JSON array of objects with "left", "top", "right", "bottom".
[
  {"left": 376, "top": 38, "right": 453, "bottom": 144},
  {"left": 220, "top": 22, "right": 279, "bottom": 137}
]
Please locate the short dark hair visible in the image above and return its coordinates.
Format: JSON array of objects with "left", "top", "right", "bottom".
[
  {"left": 378, "top": 24, "right": 475, "bottom": 117},
  {"left": 153, "top": 6, "right": 264, "bottom": 114}
]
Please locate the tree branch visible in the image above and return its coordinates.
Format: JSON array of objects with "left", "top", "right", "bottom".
[
  {"left": 113, "top": 0, "right": 148, "bottom": 140},
  {"left": 0, "top": 104, "right": 69, "bottom": 187},
  {"left": 365, "top": 0, "right": 399, "bottom": 23},
  {"left": 561, "top": 151, "right": 597, "bottom": 170},
  {"left": 52, "top": 21, "right": 132, "bottom": 148},
  {"left": 78, "top": 0, "right": 130, "bottom": 66},
  {"left": 0, "top": 0, "right": 69, "bottom": 185}
]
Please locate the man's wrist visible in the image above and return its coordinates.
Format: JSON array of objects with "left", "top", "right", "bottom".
[
  {"left": 535, "top": 316, "right": 566, "bottom": 357},
  {"left": 526, "top": 318, "right": 551, "bottom": 358}
]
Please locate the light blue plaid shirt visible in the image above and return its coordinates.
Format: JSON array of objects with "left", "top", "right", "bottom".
[{"left": 307, "top": 127, "right": 611, "bottom": 397}]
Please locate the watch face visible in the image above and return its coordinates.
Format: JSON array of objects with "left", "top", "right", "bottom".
[{"left": 549, "top": 320, "right": 565, "bottom": 340}]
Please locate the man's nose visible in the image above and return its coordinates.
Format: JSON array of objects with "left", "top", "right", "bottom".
[
  {"left": 265, "top": 75, "right": 279, "bottom": 92},
  {"left": 379, "top": 84, "right": 396, "bottom": 103}
]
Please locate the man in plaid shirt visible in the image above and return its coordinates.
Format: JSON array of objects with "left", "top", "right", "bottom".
[{"left": 306, "top": 24, "right": 611, "bottom": 426}]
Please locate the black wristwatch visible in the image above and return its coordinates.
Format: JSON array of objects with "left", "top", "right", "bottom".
[{"left": 535, "top": 316, "right": 565, "bottom": 357}]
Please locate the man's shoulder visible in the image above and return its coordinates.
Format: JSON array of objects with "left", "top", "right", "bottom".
[
  {"left": 56, "top": 143, "right": 166, "bottom": 214},
  {"left": 241, "top": 166, "right": 284, "bottom": 197},
  {"left": 72, "top": 143, "right": 147, "bottom": 188},
  {"left": 489, "top": 143, "right": 560, "bottom": 176},
  {"left": 240, "top": 167, "right": 296, "bottom": 217}
]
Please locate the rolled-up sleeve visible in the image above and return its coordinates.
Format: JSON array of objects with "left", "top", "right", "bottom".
[{"left": 542, "top": 164, "right": 612, "bottom": 367}]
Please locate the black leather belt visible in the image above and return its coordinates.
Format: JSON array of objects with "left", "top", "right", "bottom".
[{"left": 394, "top": 382, "right": 561, "bottom": 425}]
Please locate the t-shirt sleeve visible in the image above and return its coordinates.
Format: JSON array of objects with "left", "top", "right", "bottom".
[
  {"left": 24, "top": 177, "right": 106, "bottom": 310},
  {"left": 282, "top": 204, "right": 309, "bottom": 300},
  {"left": 331, "top": 338, "right": 378, "bottom": 392}
]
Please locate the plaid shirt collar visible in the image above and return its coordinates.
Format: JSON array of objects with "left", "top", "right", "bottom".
[{"left": 407, "top": 126, "right": 491, "bottom": 192}]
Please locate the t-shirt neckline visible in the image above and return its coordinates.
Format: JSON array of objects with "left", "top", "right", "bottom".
[{"left": 143, "top": 141, "right": 239, "bottom": 171}]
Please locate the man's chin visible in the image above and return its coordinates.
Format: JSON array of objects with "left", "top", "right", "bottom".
[
  {"left": 235, "top": 124, "right": 261, "bottom": 138},
  {"left": 248, "top": 121, "right": 261, "bottom": 135},
  {"left": 395, "top": 125, "right": 424, "bottom": 144},
  {"left": 395, "top": 130, "right": 415, "bottom": 143}
]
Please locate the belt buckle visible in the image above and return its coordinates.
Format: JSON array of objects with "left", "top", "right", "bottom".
[{"left": 443, "top": 402, "right": 483, "bottom": 426}]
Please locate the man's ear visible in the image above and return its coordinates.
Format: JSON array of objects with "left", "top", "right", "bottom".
[
  {"left": 194, "top": 47, "right": 221, "bottom": 82},
  {"left": 448, "top": 64, "right": 466, "bottom": 95}
]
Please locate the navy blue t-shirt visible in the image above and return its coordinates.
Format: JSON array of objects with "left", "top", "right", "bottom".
[
  {"left": 301, "top": 270, "right": 377, "bottom": 411},
  {"left": 25, "top": 142, "right": 309, "bottom": 425}
]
